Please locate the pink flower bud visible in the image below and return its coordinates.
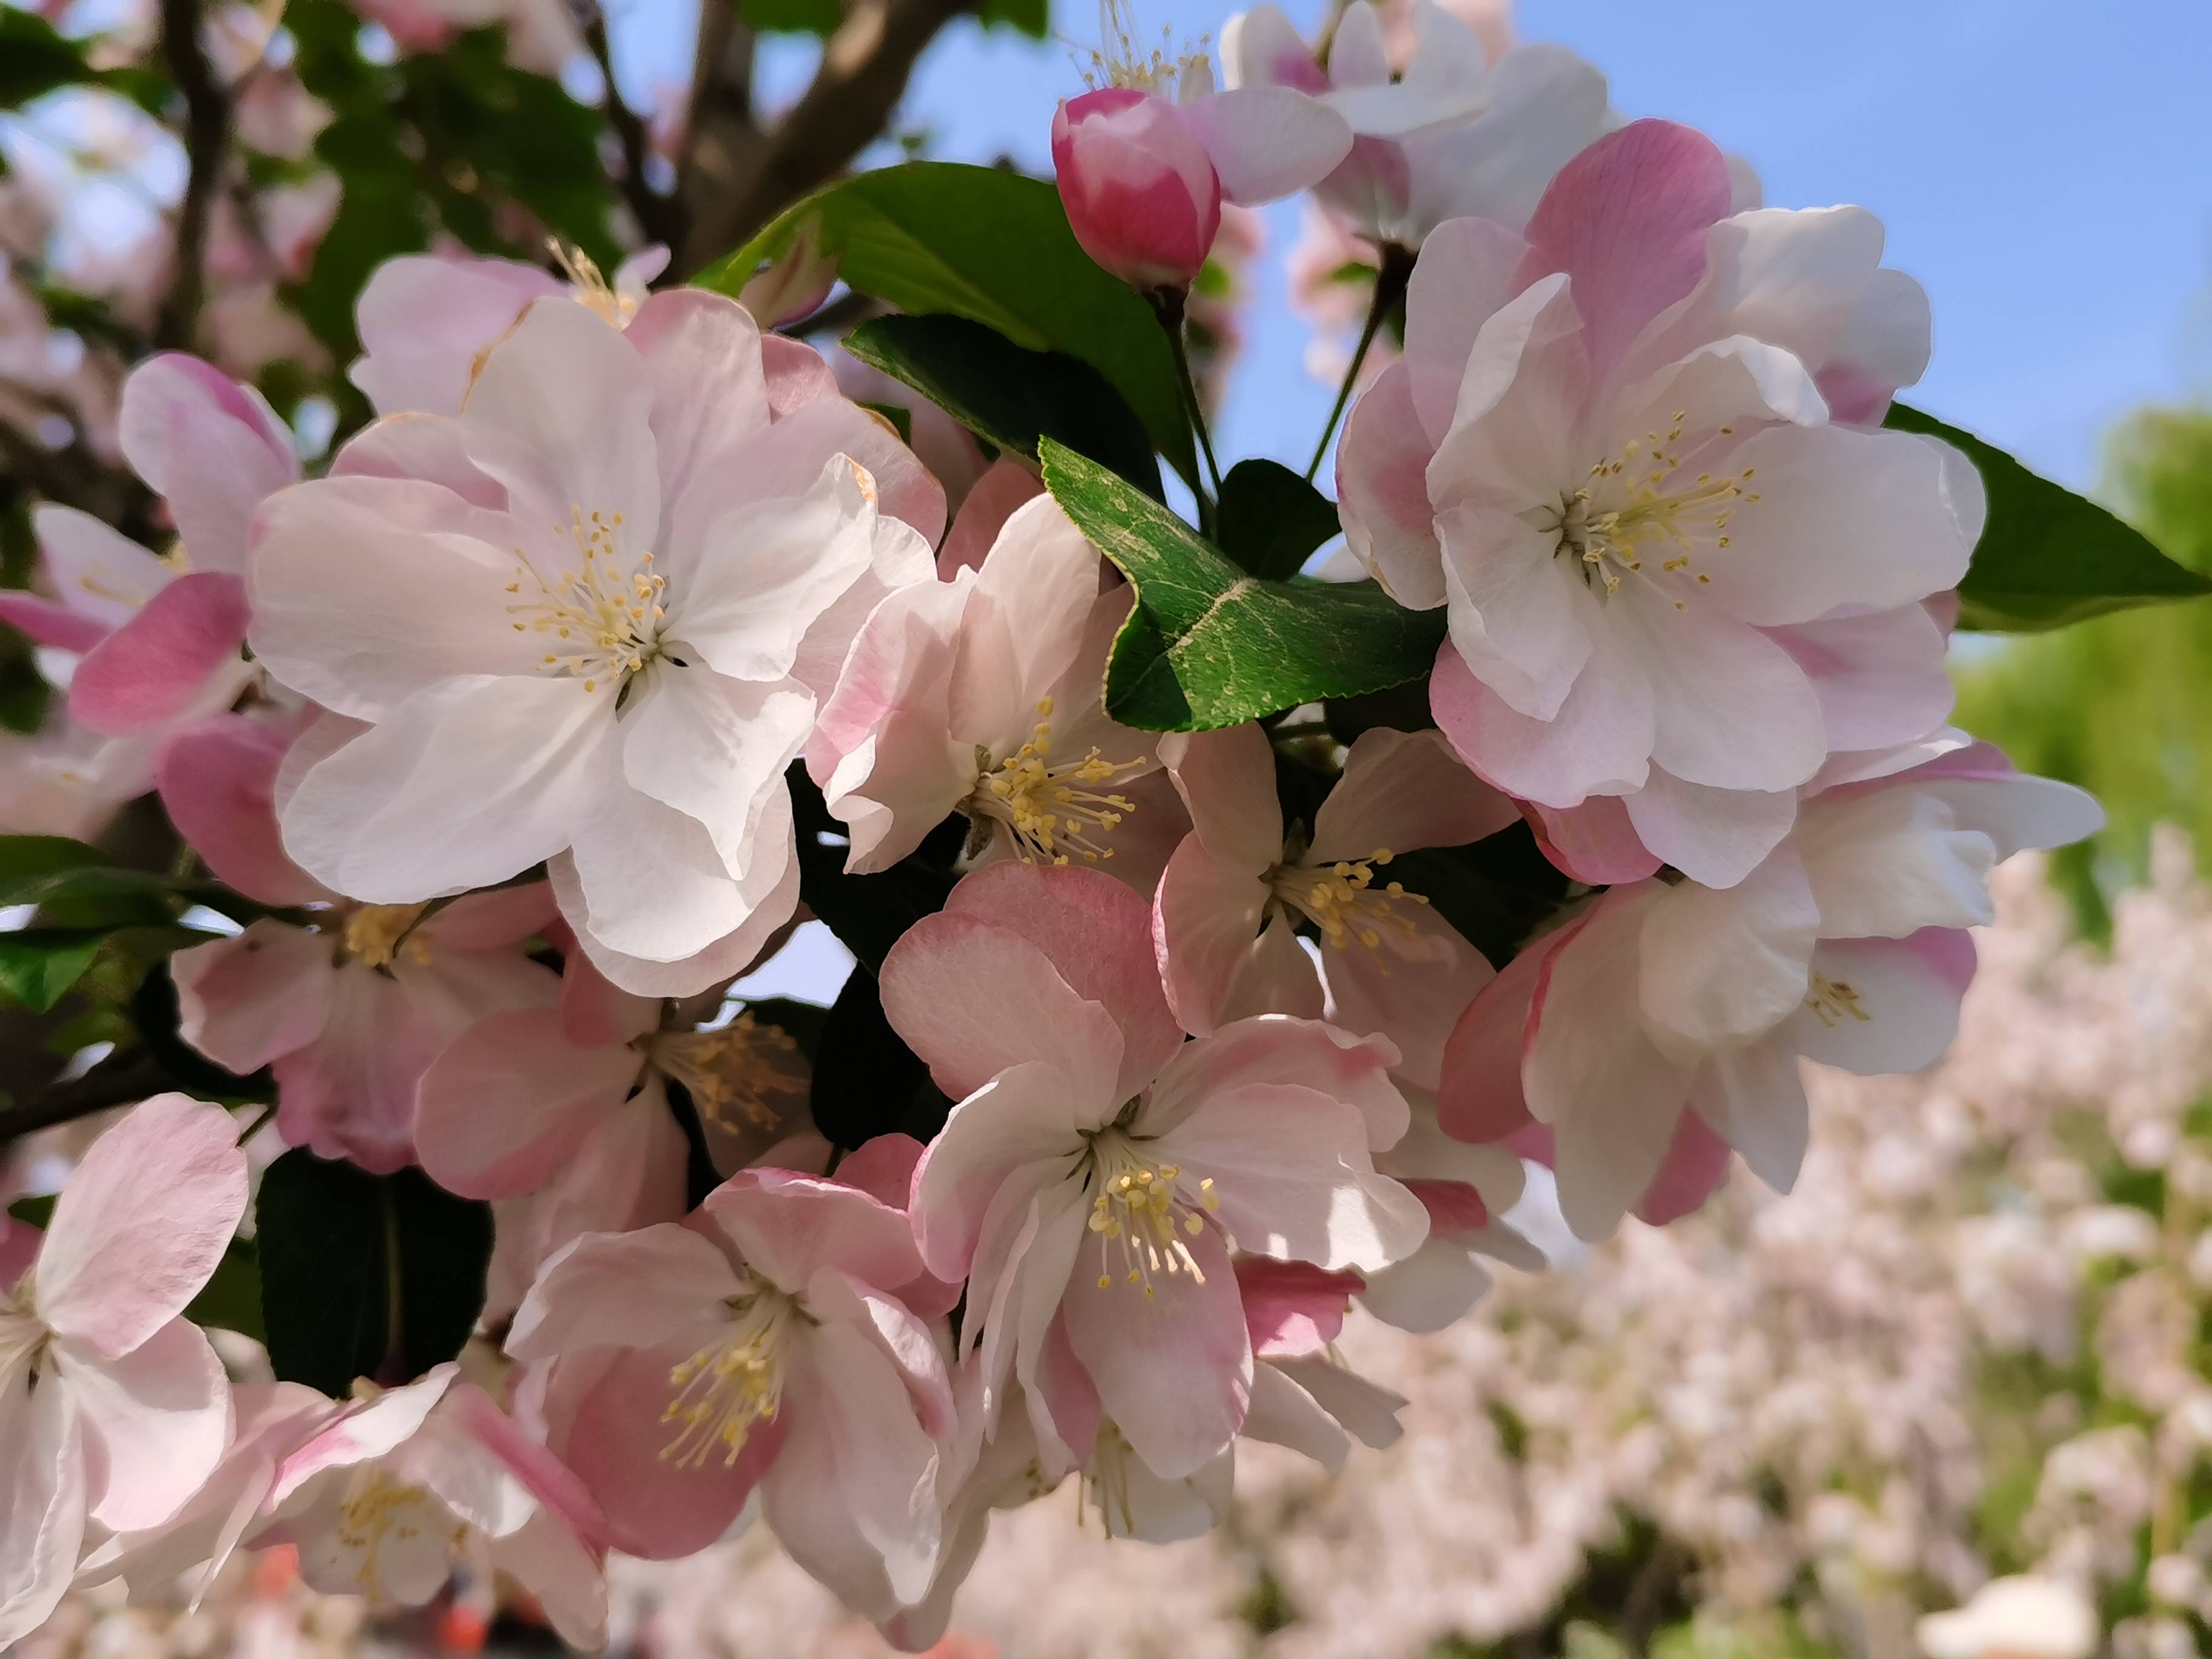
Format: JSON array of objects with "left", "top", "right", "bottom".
[{"left": 1051, "top": 87, "right": 1222, "bottom": 294}]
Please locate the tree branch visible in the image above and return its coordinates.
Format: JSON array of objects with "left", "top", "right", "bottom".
[
  {"left": 155, "top": 0, "right": 232, "bottom": 349},
  {"left": 583, "top": 3, "right": 687, "bottom": 253},
  {"left": 0, "top": 1052, "right": 171, "bottom": 1145},
  {"left": 680, "top": 0, "right": 974, "bottom": 274}
]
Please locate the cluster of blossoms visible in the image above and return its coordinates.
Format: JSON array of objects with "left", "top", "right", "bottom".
[{"left": 0, "top": 0, "right": 2129, "bottom": 1651}]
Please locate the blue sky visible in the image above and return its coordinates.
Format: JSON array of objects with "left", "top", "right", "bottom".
[{"left": 620, "top": 0, "right": 2212, "bottom": 494}]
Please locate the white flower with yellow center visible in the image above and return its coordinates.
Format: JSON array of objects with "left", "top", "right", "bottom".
[
  {"left": 250, "top": 292, "right": 940, "bottom": 994},
  {"left": 883, "top": 860, "right": 1429, "bottom": 1485}
]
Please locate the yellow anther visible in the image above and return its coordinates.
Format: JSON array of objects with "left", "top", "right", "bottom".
[{"left": 341, "top": 903, "right": 433, "bottom": 970}]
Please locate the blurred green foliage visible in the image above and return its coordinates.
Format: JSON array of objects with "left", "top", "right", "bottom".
[{"left": 1954, "top": 407, "right": 2212, "bottom": 935}]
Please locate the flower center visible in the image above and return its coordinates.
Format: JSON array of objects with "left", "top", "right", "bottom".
[
  {"left": 341, "top": 903, "right": 432, "bottom": 969},
  {"left": 1804, "top": 972, "right": 1872, "bottom": 1029},
  {"left": 662, "top": 1278, "right": 797, "bottom": 1470},
  {"left": 1267, "top": 845, "right": 1429, "bottom": 951},
  {"left": 507, "top": 507, "right": 667, "bottom": 695},
  {"left": 1083, "top": 0, "right": 1209, "bottom": 93},
  {"left": 644, "top": 1013, "right": 808, "bottom": 1136},
  {"left": 0, "top": 1287, "right": 50, "bottom": 1382},
  {"left": 1546, "top": 412, "right": 1760, "bottom": 605},
  {"left": 549, "top": 241, "right": 642, "bottom": 330},
  {"left": 967, "top": 697, "right": 1146, "bottom": 867},
  {"left": 1083, "top": 1131, "right": 1220, "bottom": 1300},
  {"left": 318, "top": 1469, "right": 464, "bottom": 1595}
]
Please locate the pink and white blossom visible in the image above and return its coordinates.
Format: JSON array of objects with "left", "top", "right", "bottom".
[
  {"left": 0, "top": 354, "right": 293, "bottom": 738},
  {"left": 0, "top": 1096, "right": 249, "bottom": 1645},
  {"left": 882, "top": 860, "right": 1429, "bottom": 1483},
  {"left": 813, "top": 493, "right": 1165, "bottom": 877},
  {"left": 249, "top": 292, "right": 941, "bottom": 993},
  {"left": 163, "top": 714, "right": 562, "bottom": 1172},
  {"left": 1438, "top": 742, "right": 2103, "bottom": 1239},
  {"left": 1154, "top": 721, "right": 1517, "bottom": 1039},
  {"left": 1339, "top": 120, "right": 1979, "bottom": 886},
  {"left": 1052, "top": 4, "right": 1353, "bottom": 292},
  {"left": 508, "top": 1166, "right": 960, "bottom": 1620},
  {"left": 1224, "top": 2, "right": 1609, "bottom": 252}
]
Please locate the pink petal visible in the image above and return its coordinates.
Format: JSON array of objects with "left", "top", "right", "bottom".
[
  {"left": 1312, "top": 726, "right": 1519, "bottom": 861},
  {"left": 415, "top": 1007, "right": 642, "bottom": 1199},
  {"left": 1336, "top": 360, "right": 1445, "bottom": 609},
  {"left": 0, "top": 592, "right": 109, "bottom": 654},
  {"left": 30, "top": 504, "right": 176, "bottom": 632},
  {"left": 1061, "top": 1219, "right": 1250, "bottom": 1480},
  {"left": 727, "top": 394, "right": 948, "bottom": 547},
  {"left": 625, "top": 290, "right": 773, "bottom": 578},
  {"left": 1437, "top": 919, "right": 1583, "bottom": 1144},
  {"left": 155, "top": 714, "right": 324, "bottom": 907},
  {"left": 942, "top": 861, "right": 1183, "bottom": 1099},
  {"left": 1179, "top": 85, "right": 1353, "bottom": 205},
  {"left": 1153, "top": 834, "right": 1273, "bottom": 1039},
  {"left": 1635, "top": 845, "right": 1818, "bottom": 1054},
  {"left": 1321, "top": 905, "right": 1495, "bottom": 1093},
  {"left": 1156, "top": 1081, "right": 1429, "bottom": 1271},
  {"left": 172, "top": 921, "right": 335, "bottom": 1074},
  {"left": 1518, "top": 120, "right": 1734, "bottom": 386},
  {"left": 936, "top": 458, "right": 1045, "bottom": 580},
  {"left": 1635, "top": 1107, "right": 1735, "bottom": 1226},
  {"left": 1523, "top": 795, "right": 1664, "bottom": 885},
  {"left": 910, "top": 1062, "right": 1093, "bottom": 1284},
  {"left": 420, "top": 882, "right": 560, "bottom": 950},
  {"left": 698, "top": 1168, "right": 928, "bottom": 1302},
  {"left": 1403, "top": 216, "right": 1534, "bottom": 443},
  {"left": 1149, "top": 1013, "right": 1409, "bottom": 1150},
  {"left": 329, "top": 412, "right": 508, "bottom": 508},
  {"left": 118, "top": 354, "right": 297, "bottom": 572},
  {"left": 1789, "top": 930, "right": 1974, "bottom": 1076},
  {"left": 508, "top": 1223, "right": 740, "bottom": 1364},
  {"left": 1235, "top": 1258, "right": 1363, "bottom": 1358},
  {"left": 1158, "top": 722, "right": 1282, "bottom": 872},
  {"left": 760, "top": 334, "right": 839, "bottom": 417},
  {"left": 349, "top": 254, "right": 560, "bottom": 417},
  {"left": 69, "top": 572, "right": 249, "bottom": 737},
  {"left": 1769, "top": 605, "right": 1955, "bottom": 754},
  {"left": 56, "top": 1318, "right": 231, "bottom": 1532},
  {"left": 35, "top": 1094, "right": 249, "bottom": 1358},
  {"left": 1622, "top": 769, "right": 1800, "bottom": 891},
  {"left": 1430, "top": 635, "right": 1653, "bottom": 809}
]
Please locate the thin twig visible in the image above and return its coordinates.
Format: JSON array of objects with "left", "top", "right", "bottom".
[
  {"left": 681, "top": 0, "right": 974, "bottom": 273},
  {"left": 155, "top": 0, "right": 232, "bottom": 349},
  {"left": 0, "top": 1053, "right": 173, "bottom": 1143},
  {"left": 582, "top": 2, "right": 686, "bottom": 253},
  {"left": 1305, "top": 241, "right": 1415, "bottom": 482}
]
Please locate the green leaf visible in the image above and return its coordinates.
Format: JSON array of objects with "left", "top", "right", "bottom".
[
  {"left": 697, "top": 163, "right": 1195, "bottom": 486},
  {"left": 1886, "top": 403, "right": 2212, "bottom": 631},
  {"left": 857, "top": 400, "right": 914, "bottom": 447},
  {"left": 978, "top": 0, "right": 1049, "bottom": 33},
  {"left": 738, "top": 0, "right": 842, "bottom": 30},
  {"left": 846, "top": 313, "right": 1162, "bottom": 498},
  {"left": 0, "top": 929, "right": 109, "bottom": 1011},
  {"left": 7, "top": 1194, "right": 55, "bottom": 1228},
  {"left": 0, "top": 836, "right": 193, "bottom": 925},
  {"left": 1041, "top": 440, "right": 1446, "bottom": 731},
  {"left": 257, "top": 1153, "right": 492, "bottom": 1395},
  {"left": 0, "top": 10, "right": 93, "bottom": 109},
  {"left": 1216, "top": 460, "right": 1344, "bottom": 581}
]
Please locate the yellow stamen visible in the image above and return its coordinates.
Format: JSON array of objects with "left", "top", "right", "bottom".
[
  {"left": 660, "top": 1280, "right": 795, "bottom": 1470},
  {"left": 341, "top": 903, "right": 433, "bottom": 970},
  {"left": 1266, "top": 845, "right": 1427, "bottom": 954},
  {"left": 508, "top": 507, "right": 664, "bottom": 692},
  {"left": 966, "top": 697, "right": 1147, "bottom": 866}
]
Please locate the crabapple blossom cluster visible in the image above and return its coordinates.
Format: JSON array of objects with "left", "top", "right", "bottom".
[{"left": 0, "top": 0, "right": 2149, "bottom": 1650}]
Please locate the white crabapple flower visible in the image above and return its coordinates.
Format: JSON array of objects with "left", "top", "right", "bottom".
[
  {"left": 416, "top": 939, "right": 813, "bottom": 1307},
  {"left": 165, "top": 1366, "right": 614, "bottom": 1647},
  {"left": 0, "top": 1096, "right": 249, "bottom": 1645},
  {"left": 880, "top": 860, "right": 1429, "bottom": 1484},
  {"left": 812, "top": 492, "right": 1167, "bottom": 877},
  {"left": 1223, "top": 1, "right": 1610, "bottom": 253},
  {"left": 506, "top": 1162, "right": 960, "bottom": 1623},
  {"left": 1153, "top": 721, "right": 1517, "bottom": 1039},
  {"left": 1438, "top": 738, "right": 2105, "bottom": 1241},
  {"left": 158, "top": 714, "right": 561, "bottom": 1173},
  {"left": 1339, "top": 119, "right": 1981, "bottom": 887},
  {"left": 347, "top": 243, "right": 669, "bottom": 417},
  {"left": 248, "top": 290, "right": 943, "bottom": 996}
]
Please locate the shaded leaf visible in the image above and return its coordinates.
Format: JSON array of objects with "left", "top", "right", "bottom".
[
  {"left": 257, "top": 1153, "right": 492, "bottom": 1395},
  {"left": 1888, "top": 403, "right": 2212, "bottom": 631},
  {"left": 0, "top": 10, "right": 93, "bottom": 109},
  {"left": 847, "top": 313, "right": 1162, "bottom": 497},
  {"left": 1041, "top": 440, "right": 1446, "bottom": 731},
  {"left": 809, "top": 969, "right": 930, "bottom": 1151},
  {"left": 0, "top": 929, "right": 109, "bottom": 1012},
  {"left": 1216, "top": 459, "right": 1344, "bottom": 581},
  {"left": 697, "top": 163, "right": 1195, "bottom": 484}
]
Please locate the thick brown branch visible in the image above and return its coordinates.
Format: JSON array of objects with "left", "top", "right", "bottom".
[
  {"left": 583, "top": 4, "right": 687, "bottom": 253},
  {"left": 155, "top": 0, "right": 232, "bottom": 349},
  {"left": 0, "top": 1053, "right": 173, "bottom": 1144},
  {"left": 680, "top": 0, "right": 974, "bottom": 274}
]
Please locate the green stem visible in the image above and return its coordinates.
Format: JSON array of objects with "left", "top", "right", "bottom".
[
  {"left": 1150, "top": 287, "right": 1224, "bottom": 529},
  {"left": 1306, "top": 242, "right": 1415, "bottom": 484}
]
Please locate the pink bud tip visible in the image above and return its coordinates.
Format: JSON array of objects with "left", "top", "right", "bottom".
[{"left": 1051, "top": 87, "right": 1223, "bottom": 295}]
